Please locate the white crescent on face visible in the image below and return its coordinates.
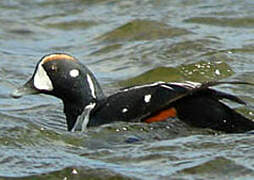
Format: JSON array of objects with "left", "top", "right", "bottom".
[{"left": 33, "top": 61, "right": 54, "bottom": 91}]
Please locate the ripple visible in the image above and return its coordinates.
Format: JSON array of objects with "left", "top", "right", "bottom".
[
  {"left": 185, "top": 17, "right": 254, "bottom": 28},
  {"left": 97, "top": 19, "right": 192, "bottom": 43},
  {"left": 1, "top": 0, "right": 254, "bottom": 179}
]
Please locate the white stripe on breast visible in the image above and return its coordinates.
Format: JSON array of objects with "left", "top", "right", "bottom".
[{"left": 71, "top": 102, "right": 96, "bottom": 132}]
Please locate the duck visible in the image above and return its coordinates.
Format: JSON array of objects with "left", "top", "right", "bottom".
[{"left": 11, "top": 53, "right": 254, "bottom": 133}]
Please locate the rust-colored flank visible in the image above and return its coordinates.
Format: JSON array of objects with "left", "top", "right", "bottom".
[
  {"left": 144, "top": 107, "right": 177, "bottom": 123},
  {"left": 42, "top": 54, "right": 77, "bottom": 64}
]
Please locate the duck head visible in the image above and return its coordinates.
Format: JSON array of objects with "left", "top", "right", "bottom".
[{"left": 12, "top": 53, "right": 105, "bottom": 131}]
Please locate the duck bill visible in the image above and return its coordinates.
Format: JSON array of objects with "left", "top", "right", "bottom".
[{"left": 11, "top": 78, "right": 39, "bottom": 99}]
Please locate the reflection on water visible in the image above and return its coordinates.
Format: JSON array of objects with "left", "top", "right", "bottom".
[{"left": 0, "top": 0, "right": 254, "bottom": 179}]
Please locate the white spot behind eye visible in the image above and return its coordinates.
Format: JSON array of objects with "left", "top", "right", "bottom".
[
  {"left": 144, "top": 94, "right": 152, "bottom": 103},
  {"left": 34, "top": 62, "right": 53, "bottom": 91},
  {"left": 69, "top": 69, "right": 79, "bottom": 78}
]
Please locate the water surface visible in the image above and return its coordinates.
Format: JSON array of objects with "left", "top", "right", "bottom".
[{"left": 0, "top": 0, "right": 254, "bottom": 179}]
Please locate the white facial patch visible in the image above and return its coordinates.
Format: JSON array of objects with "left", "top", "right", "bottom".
[
  {"left": 69, "top": 69, "right": 79, "bottom": 78},
  {"left": 34, "top": 62, "right": 53, "bottom": 91},
  {"left": 86, "top": 74, "right": 96, "bottom": 99},
  {"left": 144, "top": 94, "right": 152, "bottom": 103}
]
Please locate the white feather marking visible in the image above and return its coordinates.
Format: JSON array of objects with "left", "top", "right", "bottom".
[
  {"left": 86, "top": 74, "right": 96, "bottom": 98},
  {"left": 69, "top": 69, "right": 79, "bottom": 78},
  {"left": 144, "top": 94, "right": 152, "bottom": 103},
  {"left": 122, "top": 108, "right": 128, "bottom": 113},
  {"left": 34, "top": 62, "right": 53, "bottom": 91},
  {"left": 160, "top": 84, "right": 174, "bottom": 90},
  {"left": 169, "top": 81, "right": 201, "bottom": 89},
  {"left": 185, "top": 81, "right": 201, "bottom": 87},
  {"left": 122, "top": 81, "right": 165, "bottom": 92},
  {"left": 71, "top": 102, "right": 96, "bottom": 132}
]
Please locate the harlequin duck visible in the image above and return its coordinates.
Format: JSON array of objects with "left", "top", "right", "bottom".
[{"left": 11, "top": 53, "right": 254, "bottom": 133}]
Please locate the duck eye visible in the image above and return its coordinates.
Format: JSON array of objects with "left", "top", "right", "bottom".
[{"left": 50, "top": 64, "right": 58, "bottom": 72}]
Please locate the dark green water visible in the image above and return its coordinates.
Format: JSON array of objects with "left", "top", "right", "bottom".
[{"left": 0, "top": 0, "right": 254, "bottom": 179}]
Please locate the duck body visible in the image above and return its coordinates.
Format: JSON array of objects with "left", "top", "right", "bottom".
[
  {"left": 89, "top": 82, "right": 254, "bottom": 133},
  {"left": 12, "top": 53, "right": 254, "bottom": 133}
]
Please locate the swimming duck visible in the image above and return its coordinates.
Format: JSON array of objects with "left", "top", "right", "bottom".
[{"left": 11, "top": 53, "right": 254, "bottom": 133}]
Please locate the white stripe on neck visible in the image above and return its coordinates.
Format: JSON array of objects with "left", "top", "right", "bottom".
[{"left": 86, "top": 74, "right": 96, "bottom": 99}]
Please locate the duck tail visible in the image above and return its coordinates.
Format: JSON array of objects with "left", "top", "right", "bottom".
[{"left": 174, "top": 81, "right": 254, "bottom": 133}]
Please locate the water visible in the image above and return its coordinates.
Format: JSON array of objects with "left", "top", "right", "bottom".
[{"left": 0, "top": 0, "right": 254, "bottom": 179}]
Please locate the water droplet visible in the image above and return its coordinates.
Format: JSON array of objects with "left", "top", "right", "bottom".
[
  {"left": 215, "top": 69, "right": 221, "bottom": 75},
  {"left": 122, "top": 127, "right": 127, "bottom": 131},
  {"left": 72, "top": 169, "right": 78, "bottom": 175}
]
